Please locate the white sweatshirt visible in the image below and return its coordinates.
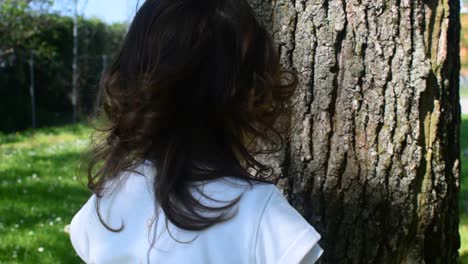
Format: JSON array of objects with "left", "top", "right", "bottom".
[{"left": 69, "top": 160, "right": 323, "bottom": 263}]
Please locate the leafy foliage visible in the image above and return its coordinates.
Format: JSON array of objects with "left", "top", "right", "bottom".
[
  {"left": 0, "top": 0, "right": 55, "bottom": 59},
  {"left": 461, "top": 14, "right": 468, "bottom": 69},
  {"left": 0, "top": 1, "right": 127, "bottom": 132}
]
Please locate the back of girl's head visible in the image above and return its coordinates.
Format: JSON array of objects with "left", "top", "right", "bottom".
[{"left": 86, "top": 0, "right": 298, "bottom": 232}]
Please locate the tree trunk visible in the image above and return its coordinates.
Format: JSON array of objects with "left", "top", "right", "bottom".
[
  {"left": 250, "top": 0, "right": 461, "bottom": 263},
  {"left": 72, "top": 0, "right": 79, "bottom": 123}
]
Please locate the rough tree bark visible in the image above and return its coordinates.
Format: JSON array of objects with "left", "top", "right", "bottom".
[{"left": 250, "top": 0, "right": 461, "bottom": 263}]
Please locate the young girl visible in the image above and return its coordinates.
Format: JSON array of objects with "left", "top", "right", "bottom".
[{"left": 69, "top": 0, "right": 323, "bottom": 263}]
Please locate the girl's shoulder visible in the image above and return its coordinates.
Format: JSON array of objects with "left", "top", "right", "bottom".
[
  {"left": 69, "top": 162, "right": 323, "bottom": 263},
  {"left": 198, "top": 177, "right": 323, "bottom": 263}
]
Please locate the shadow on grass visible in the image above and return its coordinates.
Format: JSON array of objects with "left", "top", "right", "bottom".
[{"left": 461, "top": 252, "right": 468, "bottom": 264}]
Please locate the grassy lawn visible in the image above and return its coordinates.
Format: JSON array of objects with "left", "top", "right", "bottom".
[
  {"left": 460, "top": 113, "right": 468, "bottom": 263},
  {"left": 0, "top": 124, "right": 92, "bottom": 263},
  {"left": 461, "top": 80, "right": 468, "bottom": 99},
  {"left": 462, "top": 88, "right": 468, "bottom": 99},
  {"left": 0, "top": 115, "right": 467, "bottom": 263}
]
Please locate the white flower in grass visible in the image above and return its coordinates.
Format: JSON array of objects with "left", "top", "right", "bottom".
[
  {"left": 17, "top": 178, "right": 22, "bottom": 183},
  {"left": 37, "top": 247, "right": 44, "bottom": 253},
  {"left": 14, "top": 224, "right": 19, "bottom": 228},
  {"left": 64, "top": 224, "right": 70, "bottom": 234},
  {"left": 28, "top": 231, "right": 34, "bottom": 235},
  {"left": 49, "top": 221, "right": 54, "bottom": 226},
  {"left": 55, "top": 217, "right": 62, "bottom": 222}
]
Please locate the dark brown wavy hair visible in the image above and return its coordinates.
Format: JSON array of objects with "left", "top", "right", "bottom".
[{"left": 84, "top": 0, "right": 298, "bottom": 234}]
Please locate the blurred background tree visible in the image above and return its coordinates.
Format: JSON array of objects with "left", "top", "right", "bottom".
[{"left": 0, "top": 0, "right": 126, "bottom": 132}]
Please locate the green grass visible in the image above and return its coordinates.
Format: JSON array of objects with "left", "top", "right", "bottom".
[
  {"left": 462, "top": 88, "right": 468, "bottom": 99},
  {"left": 0, "top": 115, "right": 467, "bottom": 263},
  {"left": 0, "top": 123, "right": 93, "bottom": 263},
  {"left": 460, "top": 113, "right": 468, "bottom": 263},
  {"left": 461, "top": 82, "right": 468, "bottom": 99}
]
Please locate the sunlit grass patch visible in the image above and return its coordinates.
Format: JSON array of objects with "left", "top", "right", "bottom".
[
  {"left": 460, "top": 114, "right": 468, "bottom": 263},
  {"left": 0, "top": 123, "right": 92, "bottom": 263},
  {"left": 462, "top": 88, "right": 468, "bottom": 99}
]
